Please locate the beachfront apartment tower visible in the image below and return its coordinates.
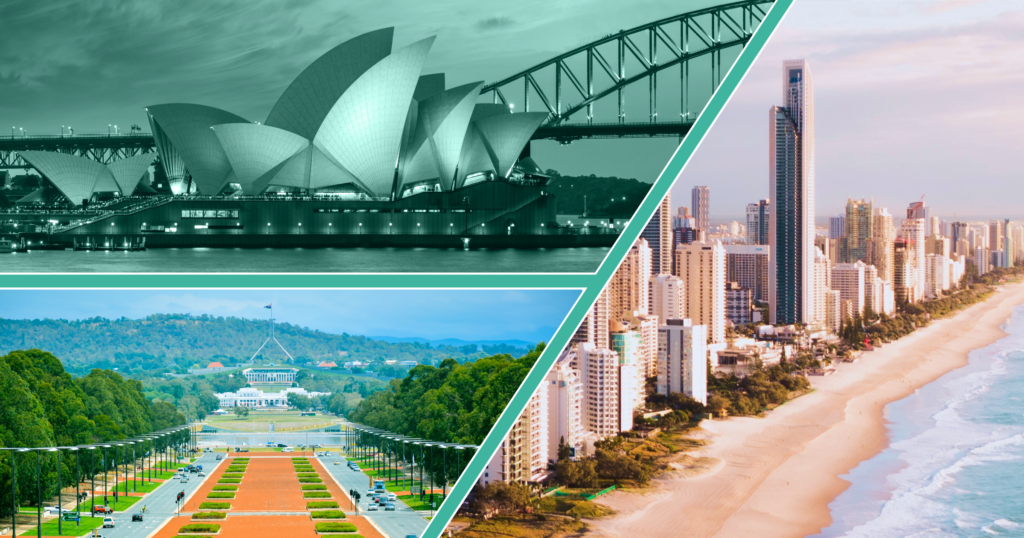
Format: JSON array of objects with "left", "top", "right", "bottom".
[
  {"left": 832, "top": 261, "right": 867, "bottom": 317},
  {"left": 578, "top": 343, "right": 634, "bottom": 438},
  {"left": 726, "top": 244, "right": 770, "bottom": 303},
  {"left": 656, "top": 319, "right": 708, "bottom": 405},
  {"left": 675, "top": 240, "right": 727, "bottom": 343},
  {"left": 610, "top": 238, "right": 652, "bottom": 322},
  {"left": 769, "top": 59, "right": 815, "bottom": 325},
  {"left": 870, "top": 208, "right": 895, "bottom": 284},
  {"left": 571, "top": 287, "right": 611, "bottom": 351},
  {"left": 692, "top": 186, "right": 710, "bottom": 231},
  {"left": 545, "top": 349, "right": 585, "bottom": 461},
  {"left": 902, "top": 217, "right": 926, "bottom": 301},
  {"left": 842, "top": 198, "right": 873, "bottom": 263},
  {"left": 641, "top": 192, "right": 674, "bottom": 278},
  {"left": 746, "top": 199, "right": 771, "bottom": 245},
  {"left": 650, "top": 273, "right": 686, "bottom": 321}
]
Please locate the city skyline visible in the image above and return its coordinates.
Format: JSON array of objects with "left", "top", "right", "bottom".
[
  {"left": 0, "top": 288, "right": 579, "bottom": 342},
  {"left": 671, "top": 0, "right": 1024, "bottom": 219}
]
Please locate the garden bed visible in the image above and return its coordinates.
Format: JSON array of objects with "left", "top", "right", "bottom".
[
  {"left": 297, "top": 473, "right": 319, "bottom": 478},
  {"left": 178, "top": 523, "right": 222, "bottom": 535},
  {"left": 198, "top": 502, "right": 231, "bottom": 510},
  {"left": 191, "top": 512, "right": 227, "bottom": 520},
  {"left": 221, "top": 473, "right": 244, "bottom": 479},
  {"left": 304, "top": 492, "right": 332, "bottom": 498},
  {"left": 217, "top": 479, "right": 241, "bottom": 484},
  {"left": 207, "top": 492, "right": 236, "bottom": 499},
  {"left": 211, "top": 486, "right": 238, "bottom": 492},
  {"left": 301, "top": 484, "right": 328, "bottom": 491},
  {"left": 314, "top": 522, "right": 357, "bottom": 534},
  {"left": 306, "top": 501, "right": 340, "bottom": 509},
  {"left": 298, "top": 478, "right": 323, "bottom": 483}
]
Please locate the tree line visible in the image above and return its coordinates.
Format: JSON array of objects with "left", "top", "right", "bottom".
[
  {"left": 0, "top": 314, "right": 509, "bottom": 375},
  {"left": 0, "top": 349, "right": 186, "bottom": 515}
]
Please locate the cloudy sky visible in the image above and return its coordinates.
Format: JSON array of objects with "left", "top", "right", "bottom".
[
  {"left": 0, "top": 0, "right": 725, "bottom": 182},
  {"left": 0, "top": 289, "right": 579, "bottom": 343},
  {"left": 670, "top": 0, "right": 1024, "bottom": 221}
]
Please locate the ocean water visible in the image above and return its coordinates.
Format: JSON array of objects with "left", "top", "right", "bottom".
[
  {"left": 816, "top": 304, "right": 1024, "bottom": 538},
  {"left": 0, "top": 245, "right": 609, "bottom": 273}
]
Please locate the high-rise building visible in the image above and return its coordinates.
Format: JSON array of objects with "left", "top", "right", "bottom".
[
  {"left": 675, "top": 240, "right": 727, "bottom": 343},
  {"left": 769, "top": 59, "right": 815, "bottom": 325},
  {"left": 725, "top": 244, "right": 770, "bottom": 303},
  {"left": 951, "top": 221, "right": 969, "bottom": 249},
  {"left": 870, "top": 207, "right": 895, "bottom": 284},
  {"left": 924, "top": 254, "right": 950, "bottom": 299},
  {"left": 989, "top": 219, "right": 1007, "bottom": 268},
  {"left": 481, "top": 387, "right": 549, "bottom": 485},
  {"left": 650, "top": 274, "right": 685, "bottom": 321},
  {"left": 692, "top": 186, "right": 710, "bottom": 231},
  {"left": 832, "top": 261, "right": 867, "bottom": 317},
  {"left": 902, "top": 217, "right": 926, "bottom": 301},
  {"left": 578, "top": 343, "right": 633, "bottom": 438},
  {"left": 545, "top": 349, "right": 584, "bottom": 461},
  {"left": 824, "top": 289, "right": 842, "bottom": 333},
  {"left": 656, "top": 319, "right": 708, "bottom": 404},
  {"left": 813, "top": 246, "right": 831, "bottom": 328},
  {"left": 907, "top": 200, "right": 928, "bottom": 221},
  {"left": 725, "top": 282, "right": 753, "bottom": 325},
  {"left": 842, "top": 198, "right": 873, "bottom": 263},
  {"left": 610, "top": 326, "right": 646, "bottom": 410},
  {"left": 640, "top": 193, "right": 673, "bottom": 277},
  {"left": 571, "top": 288, "right": 610, "bottom": 351},
  {"left": 830, "top": 215, "right": 846, "bottom": 240},
  {"left": 928, "top": 216, "right": 941, "bottom": 238},
  {"left": 893, "top": 237, "right": 917, "bottom": 304},
  {"left": 746, "top": 199, "right": 771, "bottom": 245},
  {"left": 974, "top": 246, "right": 991, "bottom": 276},
  {"left": 609, "top": 239, "right": 651, "bottom": 322}
]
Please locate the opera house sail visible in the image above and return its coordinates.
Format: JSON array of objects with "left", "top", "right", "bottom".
[{"left": 14, "top": 28, "right": 613, "bottom": 249}]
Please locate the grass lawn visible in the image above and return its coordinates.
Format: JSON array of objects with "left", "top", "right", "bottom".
[
  {"left": 76, "top": 495, "right": 141, "bottom": 513},
  {"left": 397, "top": 494, "right": 444, "bottom": 511},
  {"left": 113, "top": 481, "right": 162, "bottom": 493},
  {"left": 19, "top": 517, "right": 105, "bottom": 536},
  {"left": 205, "top": 409, "right": 340, "bottom": 432}
]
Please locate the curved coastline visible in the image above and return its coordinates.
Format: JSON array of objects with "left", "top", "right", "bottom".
[{"left": 587, "top": 282, "right": 1024, "bottom": 538}]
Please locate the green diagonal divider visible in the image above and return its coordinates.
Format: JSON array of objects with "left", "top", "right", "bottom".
[{"left": 420, "top": 0, "right": 794, "bottom": 535}]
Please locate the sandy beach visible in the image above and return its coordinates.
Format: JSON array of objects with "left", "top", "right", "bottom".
[{"left": 588, "top": 282, "right": 1024, "bottom": 538}]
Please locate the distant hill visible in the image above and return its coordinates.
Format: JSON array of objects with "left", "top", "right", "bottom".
[
  {"left": 0, "top": 314, "right": 536, "bottom": 375},
  {"left": 546, "top": 171, "right": 652, "bottom": 218}
]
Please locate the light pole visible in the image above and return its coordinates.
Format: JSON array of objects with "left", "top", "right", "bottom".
[
  {"left": 87, "top": 447, "right": 96, "bottom": 515},
  {"left": 53, "top": 448, "right": 61, "bottom": 535},
  {"left": 34, "top": 449, "right": 42, "bottom": 538},
  {"left": 69, "top": 447, "right": 79, "bottom": 524}
]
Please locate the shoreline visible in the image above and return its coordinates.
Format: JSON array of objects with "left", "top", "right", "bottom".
[{"left": 587, "top": 281, "right": 1024, "bottom": 538}]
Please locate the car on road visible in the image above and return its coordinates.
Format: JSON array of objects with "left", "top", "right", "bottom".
[
  {"left": 366, "top": 488, "right": 375, "bottom": 497},
  {"left": 333, "top": 461, "right": 340, "bottom": 465},
  {"left": 198, "top": 471, "right": 206, "bottom": 477},
  {"left": 406, "top": 535, "right": 419, "bottom": 538},
  {"left": 132, "top": 513, "right": 143, "bottom": 522},
  {"left": 367, "top": 503, "right": 378, "bottom": 511},
  {"left": 92, "top": 506, "right": 113, "bottom": 515},
  {"left": 102, "top": 517, "right": 115, "bottom": 528},
  {"left": 276, "top": 443, "right": 288, "bottom": 448},
  {"left": 387, "top": 493, "right": 397, "bottom": 502},
  {"left": 42, "top": 506, "right": 63, "bottom": 516},
  {"left": 385, "top": 503, "right": 396, "bottom": 511},
  {"left": 216, "top": 455, "right": 223, "bottom": 460},
  {"left": 179, "top": 476, "right": 189, "bottom": 483}
]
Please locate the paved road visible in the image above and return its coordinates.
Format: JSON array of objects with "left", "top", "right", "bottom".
[
  {"left": 318, "top": 453, "right": 427, "bottom": 538},
  {"left": 99, "top": 452, "right": 222, "bottom": 538}
]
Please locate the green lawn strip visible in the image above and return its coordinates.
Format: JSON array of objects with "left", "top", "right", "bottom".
[
  {"left": 217, "top": 479, "right": 241, "bottom": 484},
  {"left": 397, "top": 494, "right": 437, "bottom": 511},
  {"left": 301, "top": 484, "right": 328, "bottom": 491},
  {"left": 314, "top": 522, "right": 357, "bottom": 533},
  {"left": 151, "top": 470, "right": 178, "bottom": 480},
  {"left": 211, "top": 485, "right": 238, "bottom": 491},
  {"left": 221, "top": 473, "right": 244, "bottom": 479},
  {"left": 18, "top": 517, "right": 104, "bottom": 536},
  {"left": 306, "top": 501, "right": 339, "bottom": 509},
  {"left": 206, "top": 492, "right": 235, "bottom": 499},
  {"left": 319, "top": 535, "right": 364, "bottom": 538},
  {"left": 310, "top": 510, "right": 346, "bottom": 519},
  {"left": 303, "top": 492, "right": 332, "bottom": 498},
  {"left": 113, "top": 481, "right": 162, "bottom": 493},
  {"left": 178, "top": 523, "right": 221, "bottom": 533},
  {"left": 75, "top": 495, "right": 141, "bottom": 513},
  {"left": 198, "top": 502, "right": 231, "bottom": 510},
  {"left": 191, "top": 512, "right": 227, "bottom": 520},
  {"left": 298, "top": 478, "right": 323, "bottom": 483},
  {"left": 297, "top": 473, "right": 319, "bottom": 478}
]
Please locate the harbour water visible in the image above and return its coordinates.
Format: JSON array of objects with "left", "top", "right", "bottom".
[
  {"left": 0, "top": 245, "right": 609, "bottom": 273},
  {"left": 816, "top": 304, "right": 1024, "bottom": 537}
]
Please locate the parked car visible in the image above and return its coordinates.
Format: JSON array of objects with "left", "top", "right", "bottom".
[
  {"left": 102, "top": 517, "right": 115, "bottom": 528},
  {"left": 385, "top": 503, "right": 396, "bottom": 511},
  {"left": 132, "top": 513, "right": 144, "bottom": 522},
  {"left": 367, "top": 503, "right": 378, "bottom": 511}
]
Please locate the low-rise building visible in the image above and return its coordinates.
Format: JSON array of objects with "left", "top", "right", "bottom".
[{"left": 216, "top": 386, "right": 330, "bottom": 408}]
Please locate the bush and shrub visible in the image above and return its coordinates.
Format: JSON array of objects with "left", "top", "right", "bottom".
[
  {"left": 178, "top": 523, "right": 221, "bottom": 533},
  {"left": 310, "top": 510, "right": 347, "bottom": 519},
  {"left": 198, "top": 502, "right": 231, "bottom": 510},
  {"left": 301, "top": 484, "right": 328, "bottom": 491},
  {"left": 192, "top": 512, "right": 227, "bottom": 520},
  {"left": 211, "top": 486, "right": 237, "bottom": 492},
  {"left": 298, "top": 478, "right": 323, "bottom": 483},
  {"left": 314, "top": 522, "right": 357, "bottom": 532},
  {"left": 297, "top": 472, "right": 319, "bottom": 478},
  {"left": 207, "top": 492, "right": 235, "bottom": 499},
  {"left": 217, "top": 479, "right": 241, "bottom": 484},
  {"left": 306, "top": 501, "right": 339, "bottom": 509},
  {"left": 304, "top": 492, "right": 332, "bottom": 498}
]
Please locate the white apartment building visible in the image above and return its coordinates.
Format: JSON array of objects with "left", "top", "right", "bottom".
[
  {"left": 825, "top": 289, "right": 842, "bottom": 333},
  {"left": 610, "top": 327, "right": 647, "bottom": 410},
  {"left": 650, "top": 274, "right": 685, "bottom": 321},
  {"left": 902, "top": 218, "right": 927, "bottom": 301},
  {"left": 975, "top": 247, "right": 991, "bottom": 276},
  {"left": 545, "top": 349, "right": 585, "bottom": 461},
  {"left": 832, "top": 261, "right": 867, "bottom": 318},
  {"left": 675, "top": 240, "right": 727, "bottom": 343},
  {"left": 925, "top": 254, "right": 951, "bottom": 299},
  {"left": 610, "top": 238, "right": 652, "bottom": 321},
  {"left": 578, "top": 343, "right": 634, "bottom": 438},
  {"left": 656, "top": 319, "right": 708, "bottom": 405},
  {"left": 813, "top": 246, "right": 832, "bottom": 328},
  {"left": 480, "top": 387, "right": 549, "bottom": 486}
]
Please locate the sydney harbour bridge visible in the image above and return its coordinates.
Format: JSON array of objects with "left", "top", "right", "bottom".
[{"left": 0, "top": 0, "right": 771, "bottom": 171}]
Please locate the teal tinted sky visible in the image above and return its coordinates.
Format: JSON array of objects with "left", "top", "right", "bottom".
[
  {"left": 671, "top": 0, "right": 1024, "bottom": 220},
  {"left": 0, "top": 289, "right": 579, "bottom": 342},
  {"left": 0, "top": 0, "right": 734, "bottom": 183}
]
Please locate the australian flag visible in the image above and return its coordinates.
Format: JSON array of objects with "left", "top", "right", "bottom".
[{"left": 265, "top": 304, "right": 272, "bottom": 309}]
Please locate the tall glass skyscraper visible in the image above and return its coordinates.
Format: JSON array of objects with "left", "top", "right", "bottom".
[{"left": 769, "top": 59, "right": 815, "bottom": 325}]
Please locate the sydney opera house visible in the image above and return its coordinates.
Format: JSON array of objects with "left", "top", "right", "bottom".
[{"left": 19, "top": 28, "right": 603, "bottom": 248}]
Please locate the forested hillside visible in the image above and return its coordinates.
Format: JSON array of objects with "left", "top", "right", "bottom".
[
  {"left": 348, "top": 344, "right": 545, "bottom": 445},
  {"left": 0, "top": 314, "right": 526, "bottom": 374},
  {"left": 546, "top": 171, "right": 652, "bottom": 218},
  {"left": 0, "top": 349, "right": 185, "bottom": 513}
]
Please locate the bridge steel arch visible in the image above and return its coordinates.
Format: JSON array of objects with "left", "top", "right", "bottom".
[{"left": 480, "top": 0, "right": 774, "bottom": 142}]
